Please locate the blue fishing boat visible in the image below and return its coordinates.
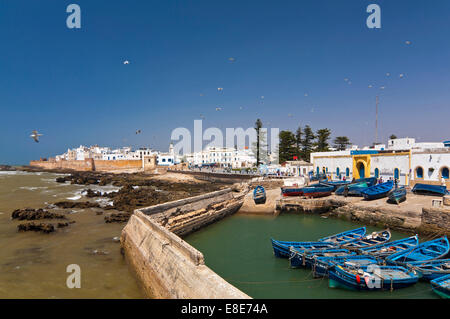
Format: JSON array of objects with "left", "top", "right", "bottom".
[
  {"left": 386, "top": 237, "right": 450, "bottom": 265},
  {"left": 320, "top": 181, "right": 352, "bottom": 191},
  {"left": 388, "top": 187, "right": 407, "bottom": 204},
  {"left": 289, "top": 247, "right": 355, "bottom": 269},
  {"left": 361, "top": 181, "right": 394, "bottom": 200},
  {"left": 329, "top": 264, "right": 419, "bottom": 291},
  {"left": 407, "top": 259, "right": 450, "bottom": 281},
  {"left": 356, "top": 177, "right": 378, "bottom": 187},
  {"left": 335, "top": 182, "right": 369, "bottom": 196},
  {"left": 313, "top": 255, "right": 379, "bottom": 278},
  {"left": 302, "top": 184, "right": 334, "bottom": 198},
  {"left": 253, "top": 186, "right": 266, "bottom": 204},
  {"left": 431, "top": 274, "right": 450, "bottom": 298},
  {"left": 271, "top": 227, "right": 366, "bottom": 258},
  {"left": 281, "top": 186, "right": 304, "bottom": 197},
  {"left": 340, "top": 230, "right": 391, "bottom": 249},
  {"left": 412, "top": 183, "right": 448, "bottom": 197},
  {"left": 358, "top": 236, "right": 419, "bottom": 259}
]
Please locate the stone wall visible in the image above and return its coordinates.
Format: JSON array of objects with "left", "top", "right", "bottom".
[
  {"left": 29, "top": 159, "right": 142, "bottom": 172},
  {"left": 421, "top": 207, "right": 450, "bottom": 236},
  {"left": 120, "top": 189, "right": 250, "bottom": 299}
]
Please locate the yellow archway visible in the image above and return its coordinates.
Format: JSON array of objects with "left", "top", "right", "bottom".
[{"left": 352, "top": 155, "right": 371, "bottom": 179}]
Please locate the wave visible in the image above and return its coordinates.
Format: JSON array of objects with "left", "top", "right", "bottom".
[{"left": 19, "top": 186, "right": 49, "bottom": 191}]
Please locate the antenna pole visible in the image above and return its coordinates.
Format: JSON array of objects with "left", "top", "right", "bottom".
[{"left": 375, "top": 95, "right": 379, "bottom": 145}]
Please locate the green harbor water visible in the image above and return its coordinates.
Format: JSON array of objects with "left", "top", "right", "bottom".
[{"left": 185, "top": 213, "right": 438, "bottom": 299}]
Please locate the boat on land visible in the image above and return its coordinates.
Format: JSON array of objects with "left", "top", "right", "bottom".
[
  {"left": 388, "top": 187, "right": 407, "bottom": 204},
  {"left": 431, "top": 274, "right": 450, "bottom": 298},
  {"left": 302, "top": 184, "right": 334, "bottom": 198},
  {"left": 386, "top": 237, "right": 450, "bottom": 265},
  {"left": 281, "top": 186, "right": 304, "bottom": 197},
  {"left": 335, "top": 182, "right": 369, "bottom": 196},
  {"left": 310, "top": 173, "right": 328, "bottom": 182},
  {"left": 407, "top": 259, "right": 450, "bottom": 281},
  {"left": 356, "top": 177, "right": 378, "bottom": 187},
  {"left": 271, "top": 227, "right": 366, "bottom": 258},
  {"left": 358, "top": 236, "right": 419, "bottom": 259},
  {"left": 412, "top": 183, "right": 448, "bottom": 197},
  {"left": 253, "top": 186, "right": 266, "bottom": 205},
  {"left": 313, "top": 255, "right": 379, "bottom": 278},
  {"left": 320, "top": 180, "right": 352, "bottom": 191},
  {"left": 340, "top": 230, "right": 391, "bottom": 249},
  {"left": 361, "top": 181, "right": 394, "bottom": 200},
  {"left": 289, "top": 247, "right": 355, "bottom": 268},
  {"left": 328, "top": 264, "right": 419, "bottom": 291}
]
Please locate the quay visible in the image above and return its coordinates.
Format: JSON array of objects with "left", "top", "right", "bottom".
[{"left": 120, "top": 188, "right": 251, "bottom": 299}]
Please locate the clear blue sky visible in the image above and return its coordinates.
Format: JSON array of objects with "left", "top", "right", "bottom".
[{"left": 1, "top": 0, "right": 450, "bottom": 164}]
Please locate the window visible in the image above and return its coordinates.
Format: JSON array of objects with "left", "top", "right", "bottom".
[
  {"left": 336, "top": 168, "right": 340, "bottom": 176},
  {"left": 346, "top": 168, "right": 350, "bottom": 177},
  {"left": 416, "top": 167, "right": 424, "bottom": 179},
  {"left": 374, "top": 168, "right": 379, "bottom": 178},
  {"left": 442, "top": 167, "right": 449, "bottom": 180}
]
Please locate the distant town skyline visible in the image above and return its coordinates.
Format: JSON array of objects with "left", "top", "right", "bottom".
[{"left": 1, "top": 0, "right": 450, "bottom": 165}]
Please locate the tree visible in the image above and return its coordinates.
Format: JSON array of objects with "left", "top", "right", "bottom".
[
  {"left": 295, "top": 125, "right": 303, "bottom": 159},
  {"left": 254, "top": 119, "right": 263, "bottom": 166},
  {"left": 300, "top": 125, "right": 315, "bottom": 162},
  {"left": 278, "top": 130, "right": 297, "bottom": 163},
  {"left": 390, "top": 134, "right": 397, "bottom": 140},
  {"left": 333, "top": 136, "right": 351, "bottom": 151},
  {"left": 315, "top": 128, "right": 332, "bottom": 152}
]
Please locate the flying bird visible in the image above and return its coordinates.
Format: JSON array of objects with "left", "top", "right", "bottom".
[
  {"left": 217, "top": 87, "right": 223, "bottom": 92},
  {"left": 399, "top": 73, "right": 405, "bottom": 78},
  {"left": 228, "top": 57, "right": 236, "bottom": 63},
  {"left": 215, "top": 107, "right": 223, "bottom": 111},
  {"left": 123, "top": 60, "right": 130, "bottom": 65},
  {"left": 405, "top": 41, "right": 412, "bottom": 45},
  {"left": 135, "top": 129, "right": 142, "bottom": 135},
  {"left": 30, "top": 130, "right": 43, "bottom": 143}
]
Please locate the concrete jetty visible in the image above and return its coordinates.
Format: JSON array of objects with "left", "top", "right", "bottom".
[{"left": 120, "top": 188, "right": 251, "bottom": 299}]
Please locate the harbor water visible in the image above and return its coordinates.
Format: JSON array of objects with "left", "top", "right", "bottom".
[{"left": 185, "top": 213, "right": 439, "bottom": 299}]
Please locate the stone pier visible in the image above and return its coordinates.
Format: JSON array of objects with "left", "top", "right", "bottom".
[{"left": 120, "top": 188, "right": 251, "bottom": 299}]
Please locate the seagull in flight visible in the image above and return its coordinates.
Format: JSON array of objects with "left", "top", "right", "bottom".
[
  {"left": 123, "top": 60, "right": 130, "bottom": 65},
  {"left": 30, "top": 130, "right": 43, "bottom": 143},
  {"left": 135, "top": 129, "right": 142, "bottom": 135}
]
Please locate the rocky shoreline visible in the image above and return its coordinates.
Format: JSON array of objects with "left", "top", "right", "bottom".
[{"left": 7, "top": 167, "right": 230, "bottom": 234}]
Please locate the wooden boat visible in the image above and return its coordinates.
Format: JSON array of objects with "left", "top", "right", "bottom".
[
  {"left": 412, "top": 183, "right": 448, "bottom": 197},
  {"left": 388, "top": 187, "right": 407, "bottom": 204},
  {"left": 310, "top": 173, "right": 328, "bottom": 182},
  {"left": 271, "top": 227, "right": 366, "bottom": 258},
  {"left": 313, "top": 255, "right": 379, "bottom": 278},
  {"left": 386, "top": 237, "right": 450, "bottom": 265},
  {"left": 289, "top": 246, "right": 355, "bottom": 269},
  {"left": 302, "top": 184, "right": 334, "bottom": 198},
  {"left": 320, "top": 181, "right": 351, "bottom": 192},
  {"left": 281, "top": 186, "right": 304, "bottom": 197},
  {"left": 335, "top": 182, "right": 369, "bottom": 196},
  {"left": 329, "top": 264, "right": 419, "bottom": 291},
  {"left": 358, "top": 236, "right": 419, "bottom": 259},
  {"left": 431, "top": 274, "right": 450, "bottom": 298},
  {"left": 356, "top": 177, "right": 378, "bottom": 187},
  {"left": 407, "top": 259, "right": 450, "bottom": 281},
  {"left": 253, "top": 186, "right": 266, "bottom": 204},
  {"left": 361, "top": 181, "right": 394, "bottom": 200},
  {"left": 340, "top": 230, "right": 391, "bottom": 250}
]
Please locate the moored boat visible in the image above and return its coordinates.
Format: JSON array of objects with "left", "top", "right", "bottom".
[
  {"left": 431, "top": 274, "right": 450, "bottom": 298},
  {"left": 289, "top": 246, "right": 355, "bottom": 269},
  {"left": 340, "top": 230, "right": 391, "bottom": 249},
  {"left": 271, "top": 227, "right": 366, "bottom": 258},
  {"left": 313, "top": 255, "right": 379, "bottom": 278},
  {"left": 253, "top": 186, "right": 266, "bottom": 204},
  {"left": 386, "top": 237, "right": 450, "bottom": 265},
  {"left": 329, "top": 264, "right": 419, "bottom": 291},
  {"left": 412, "top": 183, "right": 448, "bottom": 197},
  {"left": 407, "top": 259, "right": 450, "bottom": 281},
  {"left": 358, "top": 235, "right": 419, "bottom": 259},
  {"left": 388, "top": 186, "right": 407, "bottom": 204},
  {"left": 361, "top": 181, "right": 394, "bottom": 200}
]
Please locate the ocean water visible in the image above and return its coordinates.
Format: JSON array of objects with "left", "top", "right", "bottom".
[{"left": 0, "top": 171, "right": 144, "bottom": 298}]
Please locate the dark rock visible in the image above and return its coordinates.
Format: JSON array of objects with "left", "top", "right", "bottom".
[
  {"left": 18, "top": 222, "right": 55, "bottom": 234},
  {"left": 54, "top": 201, "right": 101, "bottom": 209},
  {"left": 11, "top": 208, "right": 66, "bottom": 220}
]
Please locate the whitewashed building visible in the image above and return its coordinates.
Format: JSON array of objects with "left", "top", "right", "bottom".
[
  {"left": 311, "top": 138, "right": 450, "bottom": 187},
  {"left": 184, "top": 147, "right": 256, "bottom": 168}
]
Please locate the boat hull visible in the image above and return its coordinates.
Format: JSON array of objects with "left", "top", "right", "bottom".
[{"left": 431, "top": 274, "right": 450, "bottom": 299}]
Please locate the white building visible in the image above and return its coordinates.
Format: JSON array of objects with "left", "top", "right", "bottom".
[
  {"left": 184, "top": 147, "right": 256, "bottom": 168},
  {"left": 310, "top": 137, "right": 450, "bottom": 187}
]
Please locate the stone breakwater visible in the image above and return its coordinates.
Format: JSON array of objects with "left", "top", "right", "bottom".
[
  {"left": 276, "top": 195, "right": 450, "bottom": 237},
  {"left": 120, "top": 188, "right": 251, "bottom": 299}
]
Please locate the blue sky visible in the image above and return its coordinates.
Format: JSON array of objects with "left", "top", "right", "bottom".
[{"left": 1, "top": 0, "right": 450, "bottom": 164}]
